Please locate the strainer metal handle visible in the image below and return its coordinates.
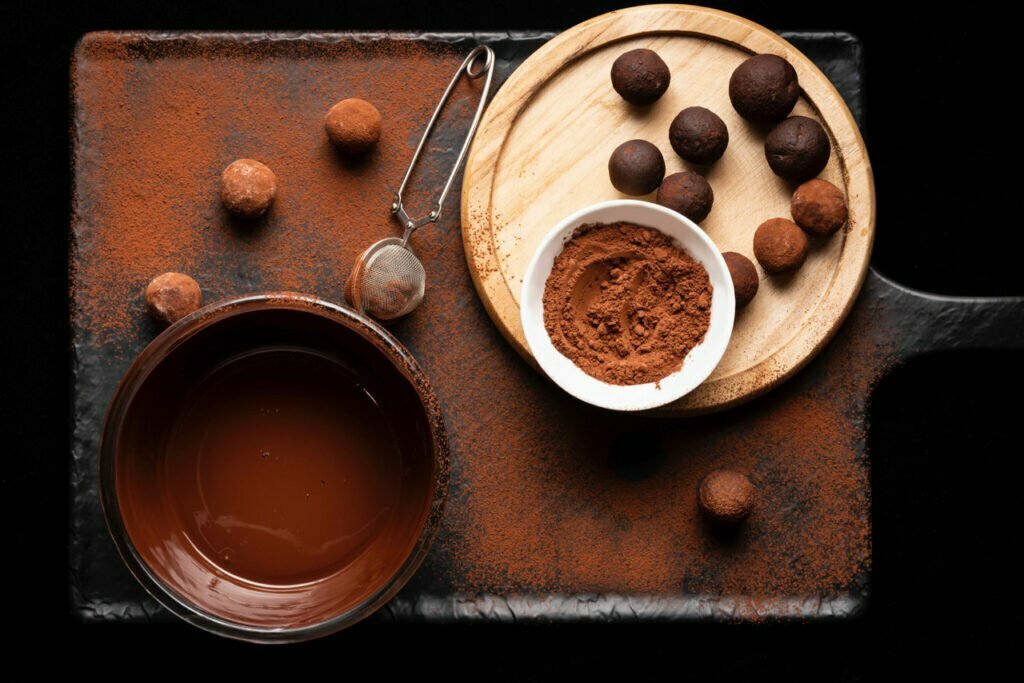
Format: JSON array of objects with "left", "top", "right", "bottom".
[{"left": 391, "top": 45, "right": 495, "bottom": 241}]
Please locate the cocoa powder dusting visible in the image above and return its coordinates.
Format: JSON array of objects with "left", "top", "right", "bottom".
[
  {"left": 73, "top": 34, "right": 875, "bottom": 620},
  {"left": 71, "top": 34, "right": 462, "bottom": 346},
  {"left": 542, "top": 222, "right": 711, "bottom": 385}
]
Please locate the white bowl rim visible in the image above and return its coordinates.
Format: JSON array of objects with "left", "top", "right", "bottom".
[{"left": 520, "top": 199, "right": 735, "bottom": 411}]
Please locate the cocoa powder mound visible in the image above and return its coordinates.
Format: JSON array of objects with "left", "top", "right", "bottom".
[{"left": 542, "top": 222, "right": 712, "bottom": 385}]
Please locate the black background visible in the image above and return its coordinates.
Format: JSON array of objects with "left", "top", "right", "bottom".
[{"left": 1, "top": 1, "right": 1020, "bottom": 678}]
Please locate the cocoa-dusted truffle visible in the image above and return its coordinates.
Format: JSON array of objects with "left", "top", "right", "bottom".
[
  {"left": 753, "top": 218, "right": 808, "bottom": 274},
  {"left": 729, "top": 53, "right": 799, "bottom": 123},
  {"left": 722, "top": 252, "right": 759, "bottom": 306},
  {"left": 791, "top": 178, "right": 848, "bottom": 236},
  {"left": 656, "top": 171, "right": 714, "bottom": 223},
  {"left": 669, "top": 106, "right": 729, "bottom": 164},
  {"left": 610, "top": 49, "right": 671, "bottom": 105},
  {"left": 324, "top": 98, "right": 382, "bottom": 154},
  {"left": 608, "top": 140, "right": 665, "bottom": 196},
  {"left": 699, "top": 469, "right": 756, "bottom": 525},
  {"left": 145, "top": 272, "right": 202, "bottom": 326},
  {"left": 765, "top": 116, "right": 831, "bottom": 182},
  {"left": 220, "top": 159, "right": 277, "bottom": 219}
]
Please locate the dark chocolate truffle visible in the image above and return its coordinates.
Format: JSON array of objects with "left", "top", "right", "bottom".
[
  {"left": 753, "top": 218, "right": 808, "bottom": 274},
  {"left": 722, "top": 252, "right": 759, "bottom": 306},
  {"left": 669, "top": 106, "right": 729, "bottom": 164},
  {"left": 324, "top": 98, "right": 382, "bottom": 153},
  {"left": 610, "top": 49, "right": 671, "bottom": 105},
  {"left": 729, "top": 53, "right": 800, "bottom": 123},
  {"left": 656, "top": 171, "right": 714, "bottom": 223},
  {"left": 765, "top": 116, "right": 831, "bottom": 182},
  {"left": 791, "top": 178, "right": 848, "bottom": 236},
  {"left": 699, "top": 469, "right": 755, "bottom": 525},
  {"left": 145, "top": 272, "right": 202, "bottom": 326},
  {"left": 608, "top": 140, "right": 665, "bottom": 196},
  {"left": 220, "top": 159, "right": 277, "bottom": 219}
]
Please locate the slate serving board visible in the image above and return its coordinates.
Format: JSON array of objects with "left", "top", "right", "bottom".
[{"left": 70, "top": 30, "right": 1023, "bottom": 625}]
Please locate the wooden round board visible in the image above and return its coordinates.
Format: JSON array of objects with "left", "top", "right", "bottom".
[{"left": 461, "top": 4, "right": 875, "bottom": 415}]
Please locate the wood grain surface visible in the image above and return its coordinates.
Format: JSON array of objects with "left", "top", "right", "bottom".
[{"left": 462, "top": 4, "right": 875, "bottom": 414}]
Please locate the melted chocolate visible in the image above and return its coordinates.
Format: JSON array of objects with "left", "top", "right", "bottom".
[{"left": 114, "top": 305, "right": 437, "bottom": 628}]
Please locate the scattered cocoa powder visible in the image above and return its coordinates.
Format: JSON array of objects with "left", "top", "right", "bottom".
[
  {"left": 542, "top": 222, "right": 712, "bottom": 385},
  {"left": 73, "top": 35, "right": 875, "bottom": 619}
]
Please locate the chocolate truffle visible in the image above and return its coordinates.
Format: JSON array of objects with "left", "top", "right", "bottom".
[
  {"left": 699, "top": 469, "right": 756, "bottom": 525},
  {"left": 324, "top": 98, "right": 382, "bottom": 154},
  {"left": 608, "top": 140, "right": 665, "bottom": 196},
  {"left": 220, "top": 159, "right": 277, "bottom": 219},
  {"left": 656, "top": 171, "right": 714, "bottom": 223},
  {"left": 610, "top": 49, "right": 671, "bottom": 105},
  {"left": 729, "top": 53, "right": 800, "bottom": 123},
  {"left": 753, "top": 218, "right": 808, "bottom": 274},
  {"left": 145, "top": 272, "right": 202, "bottom": 326},
  {"left": 722, "top": 252, "right": 759, "bottom": 307},
  {"left": 669, "top": 106, "right": 729, "bottom": 164},
  {"left": 791, "top": 178, "right": 848, "bottom": 236},
  {"left": 765, "top": 116, "right": 831, "bottom": 182}
]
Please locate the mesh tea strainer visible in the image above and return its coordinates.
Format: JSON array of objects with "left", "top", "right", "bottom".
[{"left": 344, "top": 45, "right": 495, "bottom": 321}]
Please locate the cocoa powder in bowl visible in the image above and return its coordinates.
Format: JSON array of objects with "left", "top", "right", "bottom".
[{"left": 542, "top": 222, "right": 712, "bottom": 386}]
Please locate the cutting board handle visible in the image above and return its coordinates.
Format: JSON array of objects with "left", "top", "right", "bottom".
[{"left": 863, "top": 268, "right": 1024, "bottom": 360}]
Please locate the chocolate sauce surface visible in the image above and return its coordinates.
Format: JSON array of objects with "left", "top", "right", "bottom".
[{"left": 114, "top": 306, "right": 437, "bottom": 627}]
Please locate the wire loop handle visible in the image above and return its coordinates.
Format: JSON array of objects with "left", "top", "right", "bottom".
[{"left": 391, "top": 45, "right": 495, "bottom": 242}]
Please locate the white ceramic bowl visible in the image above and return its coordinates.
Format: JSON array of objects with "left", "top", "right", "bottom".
[{"left": 520, "top": 199, "right": 735, "bottom": 411}]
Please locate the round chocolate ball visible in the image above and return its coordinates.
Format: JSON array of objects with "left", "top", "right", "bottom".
[
  {"left": 324, "top": 98, "right": 382, "bottom": 154},
  {"left": 699, "top": 469, "right": 756, "bottom": 525},
  {"left": 753, "top": 218, "right": 808, "bottom": 274},
  {"left": 220, "top": 159, "right": 277, "bottom": 219},
  {"left": 145, "top": 272, "right": 202, "bottom": 326},
  {"left": 608, "top": 140, "right": 665, "bottom": 196},
  {"left": 610, "top": 49, "right": 671, "bottom": 105},
  {"left": 791, "top": 178, "right": 848, "bottom": 236},
  {"left": 669, "top": 106, "right": 729, "bottom": 164},
  {"left": 765, "top": 116, "right": 831, "bottom": 182},
  {"left": 729, "top": 53, "right": 800, "bottom": 123},
  {"left": 656, "top": 171, "right": 714, "bottom": 223},
  {"left": 722, "top": 252, "right": 759, "bottom": 307}
]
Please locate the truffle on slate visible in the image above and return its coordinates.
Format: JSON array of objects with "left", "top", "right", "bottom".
[
  {"left": 608, "top": 140, "right": 665, "bottom": 196},
  {"left": 669, "top": 106, "right": 729, "bottom": 164},
  {"left": 145, "top": 272, "right": 202, "bottom": 326},
  {"left": 656, "top": 171, "right": 714, "bottom": 223},
  {"left": 791, "top": 178, "right": 848, "bottom": 236},
  {"left": 610, "top": 49, "right": 671, "bottom": 105},
  {"left": 220, "top": 159, "right": 277, "bottom": 219},
  {"left": 764, "top": 116, "right": 831, "bottom": 182},
  {"left": 729, "top": 53, "right": 800, "bottom": 123},
  {"left": 699, "top": 469, "right": 756, "bottom": 525},
  {"left": 722, "top": 252, "right": 759, "bottom": 306},
  {"left": 753, "top": 218, "right": 808, "bottom": 274},
  {"left": 325, "top": 98, "right": 382, "bottom": 154}
]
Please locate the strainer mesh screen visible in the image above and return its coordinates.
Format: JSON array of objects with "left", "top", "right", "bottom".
[{"left": 360, "top": 244, "right": 426, "bottom": 320}]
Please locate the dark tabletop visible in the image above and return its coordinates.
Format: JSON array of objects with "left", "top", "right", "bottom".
[{"left": 3, "top": 0, "right": 1022, "bottom": 678}]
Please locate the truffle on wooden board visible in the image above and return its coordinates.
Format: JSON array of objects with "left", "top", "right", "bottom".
[
  {"left": 608, "top": 140, "right": 665, "bottom": 196},
  {"left": 145, "top": 272, "right": 202, "bottom": 326},
  {"left": 610, "top": 48, "right": 671, "bottom": 105},
  {"left": 668, "top": 106, "right": 729, "bottom": 164},
  {"left": 655, "top": 171, "right": 714, "bottom": 223},
  {"left": 791, "top": 178, "right": 848, "bottom": 236},
  {"left": 324, "top": 98, "right": 382, "bottom": 153},
  {"left": 220, "top": 159, "right": 277, "bottom": 219},
  {"left": 729, "top": 53, "right": 800, "bottom": 123},
  {"left": 764, "top": 116, "right": 831, "bottom": 182},
  {"left": 722, "top": 251, "right": 759, "bottom": 307},
  {"left": 753, "top": 218, "right": 808, "bottom": 274}
]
